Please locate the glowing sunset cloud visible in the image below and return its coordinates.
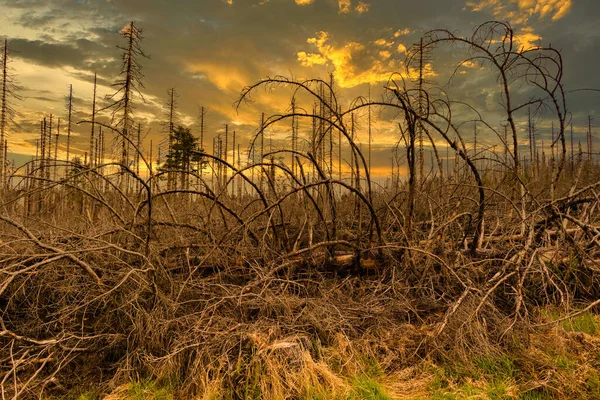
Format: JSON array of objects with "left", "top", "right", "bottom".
[
  {"left": 465, "top": 0, "right": 571, "bottom": 51},
  {"left": 465, "top": 0, "right": 572, "bottom": 24},
  {"left": 514, "top": 26, "right": 542, "bottom": 50},
  {"left": 297, "top": 31, "right": 431, "bottom": 88},
  {"left": 355, "top": 1, "right": 370, "bottom": 13}
]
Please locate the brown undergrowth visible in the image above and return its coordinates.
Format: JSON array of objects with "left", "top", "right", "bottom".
[{"left": 1, "top": 179, "right": 599, "bottom": 399}]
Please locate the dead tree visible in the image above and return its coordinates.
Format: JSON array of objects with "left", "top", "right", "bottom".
[
  {"left": 0, "top": 39, "right": 21, "bottom": 189},
  {"left": 198, "top": 106, "right": 205, "bottom": 176},
  {"left": 54, "top": 118, "right": 60, "bottom": 181},
  {"left": 105, "top": 21, "right": 148, "bottom": 191},
  {"left": 232, "top": 129, "right": 236, "bottom": 196},
  {"left": 423, "top": 20, "right": 568, "bottom": 232},
  {"left": 89, "top": 73, "right": 97, "bottom": 169},
  {"left": 65, "top": 85, "right": 73, "bottom": 167},
  {"left": 165, "top": 88, "right": 178, "bottom": 189},
  {"left": 587, "top": 116, "right": 593, "bottom": 165}
]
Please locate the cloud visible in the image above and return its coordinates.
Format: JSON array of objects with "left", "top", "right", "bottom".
[
  {"left": 338, "top": 0, "right": 351, "bottom": 14},
  {"left": 374, "top": 38, "right": 394, "bottom": 47},
  {"left": 460, "top": 60, "right": 479, "bottom": 69},
  {"left": 514, "top": 26, "right": 542, "bottom": 50},
  {"left": 394, "top": 28, "right": 410, "bottom": 37},
  {"left": 185, "top": 62, "right": 251, "bottom": 93},
  {"left": 464, "top": 1, "right": 571, "bottom": 54},
  {"left": 465, "top": 0, "right": 573, "bottom": 24},
  {"left": 355, "top": 1, "right": 370, "bottom": 13},
  {"left": 336, "top": 0, "right": 369, "bottom": 14},
  {"left": 297, "top": 31, "right": 422, "bottom": 88},
  {"left": 9, "top": 37, "right": 116, "bottom": 74}
]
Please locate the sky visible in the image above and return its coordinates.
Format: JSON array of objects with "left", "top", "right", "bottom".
[{"left": 0, "top": 0, "right": 598, "bottom": 178}]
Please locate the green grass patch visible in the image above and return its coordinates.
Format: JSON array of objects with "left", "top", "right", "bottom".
[
  {"left": 128, "top": 379, "right": 174, "bottom": 400},
  {"left": 485, "top": 379, "right": 510, "bottom": 399},
  {"left": 543, "top": 309, "right": 598, "bottom": 335},
  {"left": 425, "top": 355, "right": 522, "bottom": 400},
  {"left": 301, "top": 376, "right": 391, "bottom": 400},
  {"left": 519, "top": 389, "right": 553, "bottom": 400},
  {"left": 361, "top": 356, "right": 385, "bottom": 378},
  {"left": 561, "top": 312, "right": 597, "bottom": 335},
  {"left": 586, "top": 369, "right": 600, "bottom": 397},
  {"left": 429, "top": 393, "right": 457, "bottom": 400},
  {"left": 475, "top": 354, "right": 519, "bottom": 380},
  {"left": 349, "top": 376, "right": 392, "bottom": 400},
  {"left": 75, "top": 394, "right": 99, "bottom": 400},
  {"left": 553, "top": 354, "right": 578, "bottom": 372}
]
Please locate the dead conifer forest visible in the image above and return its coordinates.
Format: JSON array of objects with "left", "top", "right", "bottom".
[{"left": 0, "top": 9, "right": 600, "bottom": 400}]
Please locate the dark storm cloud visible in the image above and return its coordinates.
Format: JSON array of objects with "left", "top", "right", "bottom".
[
  {"left": 10, "top": 37, "right": 115, "bottom": 70},
  {"left": 531, "top": 0, "right": 600, "bottom": 122}
]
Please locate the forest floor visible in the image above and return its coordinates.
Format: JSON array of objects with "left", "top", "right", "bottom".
[{"left": 65, "top": 307, "right": 599, "bottom": 400}]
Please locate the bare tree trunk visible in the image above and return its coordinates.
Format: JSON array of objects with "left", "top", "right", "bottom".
[
  {"left": 260, "top": 113, "right": 265, "bottom": 194},
  {"left": 224, "top": 124, "right": 228, "bottom": 193},
  {"left": 417, "top": 38, "right": 425, "bottom": 185},
  {"left": 54, "top": 118, "right": 60, "bottom": 181},
  {"left": 40, "top": 118, "right": 46, "bottom": 186},
  {"left": 570, "top": 121, "right": 574, "bottom": 174},
  {"left": 232, "top": 129, "right": 236, "bottom": 197},
  {"left": 66, "top": 84, "right": 73, "bottom": 175},
  {"left": 89, "top": 73, "right": 97, "bottom": 169},
  {"left": 587, "top": 116, "right": 593, "bottom": 165},
  {"left": 47, "top": 115, "right": 52, "bottom": 181},
  {"left": 0, "top": 39, "right": 8, "bottom": 189},
  {"left": 237, "top": 144, "right": 242, "bottom": 198}
]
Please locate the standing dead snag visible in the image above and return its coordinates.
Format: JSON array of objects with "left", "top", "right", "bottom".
[
  {"left": 65, "top": 84, "right": 73, "bottom": 169},
  {"left": 165, "top": 88, "right": 178, "bottom": 189},
  {"left": 0, "top": 39, "right": 7, "bottom": 189},
  {"left": 89, "top": 73, "right": 97, "bottom": 169},
  {"left": 105, "top": 21, "right": 148, "bottom": 192},
  {"left": 0, "top": 39, "right": 21, "bottom": 189}
]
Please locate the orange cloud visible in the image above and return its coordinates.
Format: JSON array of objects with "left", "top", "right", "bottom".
[
  {"left": 514, "top": 26, "right": 542, "bottom": 50},
  {"left": 461, "top": 60, "right": 478, "bottom": 68},
  {"left": 338, "top": 0, "right": 351, "bottom": 13},
  {"left": 374, "top": 38, "right": 394, "bottom": 47},
  {"left": 297, "top": 31, "right": 432, "bottom": 88},
  {"left": 185, "top": 62, "right": 250, "bottom": 92},
  {"left": 465, "top": 0, "right": 570, "bottom": 52},
  {"left": 355, "top": 1, "right": 370, "bottom": 13},
  {"left": 394, "top": 28, "right": 411, "bottom": 37},
  {"left": 226, "top": 0, "right": 368, "bottom": 12},
  {"left": 338, "top": 0, "right": 370, "bottom": 14},
  {"left": 465, "top": 0, "right": 572, "bottom": 24}
]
